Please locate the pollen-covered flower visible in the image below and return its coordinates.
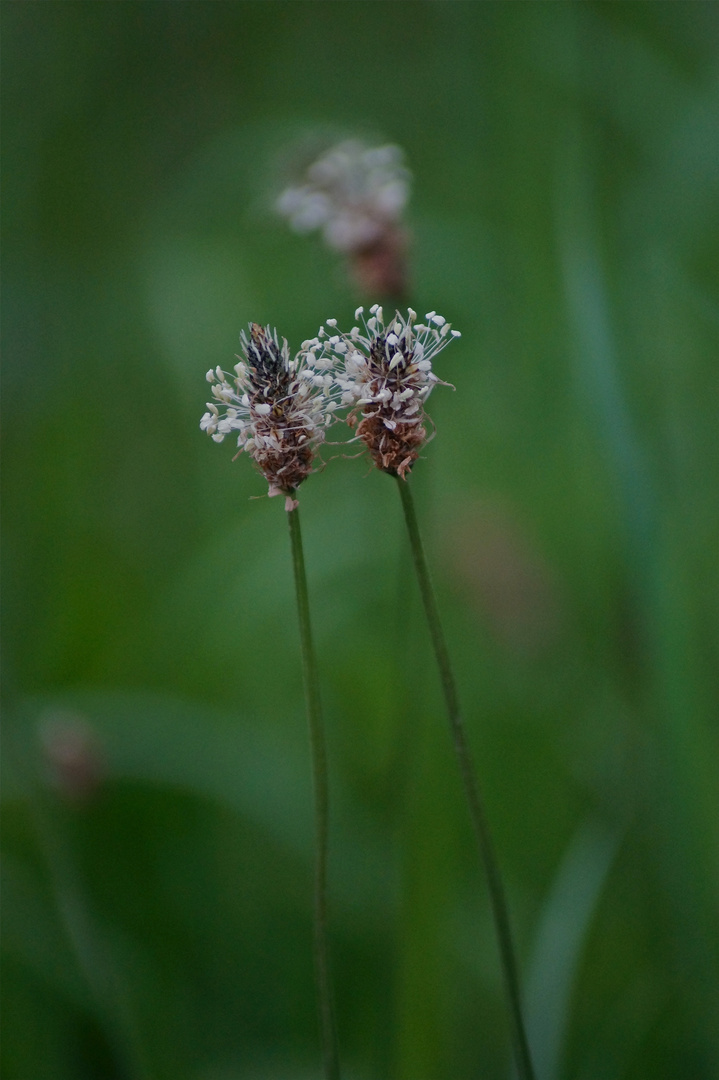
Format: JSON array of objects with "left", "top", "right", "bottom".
[
  {"left": 276, "top": 140, "right": 411, "bottom": 299},
  {"left": 200, "top": 323, "right": 339, "bottom": 504},
  {"left": 301, "top": 306, "right": 460, "bottom": 480}
]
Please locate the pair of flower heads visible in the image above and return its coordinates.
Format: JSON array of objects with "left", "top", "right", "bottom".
[{"left": 200, "top": 305, "right": 461, "bottom": 510}]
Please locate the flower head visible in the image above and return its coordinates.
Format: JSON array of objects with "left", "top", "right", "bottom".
[
  {"left": 276, "top": 140, "right": 411, "bottom": 299},
  {"left": 301, "top": 306, "right": 461, "bottom": 480},
  {"left": 201, "top": 323, "right": 339, "bottom": 503},
  {"left": 277, "top": 140, "right": 410, "bottom": 251}
]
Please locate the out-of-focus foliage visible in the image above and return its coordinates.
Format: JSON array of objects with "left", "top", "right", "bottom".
[{"left": 2, "top": 3, "right": 718, "bottom": 1079}]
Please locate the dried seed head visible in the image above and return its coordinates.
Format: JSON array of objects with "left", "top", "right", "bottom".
[
  {"left": 200, "top": 323, "right": 340, "bottom": 500},
  {"left": 301, "top": 306, "right": 460, "bottom": 480}
]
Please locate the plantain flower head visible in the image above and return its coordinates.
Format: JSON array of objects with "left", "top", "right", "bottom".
[
  {"left": 201, "top": 323, "right": 340, "bottom": 506},
  {"left": 300, "top": 306, "right": 460, "bottom": 480},
  {"left": 276, "top": 140, "right": 411, "bottom": 299},
  {"left": 277, "top": 140, "right": 409, "bottom": 251}
]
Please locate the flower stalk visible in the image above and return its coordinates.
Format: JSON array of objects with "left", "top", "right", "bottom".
[
  {"left": 396, "top": 476, "right": 536, "bottom": 1080},
  {"left": 201, "top": 324, "right": 341, "bottom": 1078},
  {"left": 288, "top": 503, "right": 340, "bottom": 1080}
]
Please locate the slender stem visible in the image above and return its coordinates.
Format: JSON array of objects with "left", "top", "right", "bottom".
[
  {"left": 287, "top": 503, "right": 341, "bottom": 1080},
  {"left": 396, "top": 476, "right": 536, "bottom": 1080}
]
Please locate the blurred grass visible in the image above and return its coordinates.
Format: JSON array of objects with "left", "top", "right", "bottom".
[{"left": 2, "top": 3, "right": 718, "bottom": 1079}]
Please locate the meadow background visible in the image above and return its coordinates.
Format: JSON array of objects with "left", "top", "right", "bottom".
[{"left": 2, "top": 3, "right": 718, "bottom": 1079}]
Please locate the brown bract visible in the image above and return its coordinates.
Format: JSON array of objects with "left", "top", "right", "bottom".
[
  {"left": 348, "top": 329, "right": 430, "bottom": 479},
  {"left": 250, "top": 411, "right": 317, "bottom": 495},
  {"left": 350, "top": 226, "right": 409, "bottom": 303},
  {"left": 351, "top": 402, "right": 427, "bottom": 480},
  {"left": 245, "top": 324, "right": 318, "bottom": 495}
]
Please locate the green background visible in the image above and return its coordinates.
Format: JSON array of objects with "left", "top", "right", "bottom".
[{"left": 2, "top": 3, "right": 718, "bottom": 1078}]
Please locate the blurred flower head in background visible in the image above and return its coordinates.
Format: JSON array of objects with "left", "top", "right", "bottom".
[
  {"left": 39, "top": 710, "right": 105, "bottom": 804},
  {"left": 276, "top": 139, "right": 412, "bottom": 299},
  {"left": 302, "top": 305, "right": 460, "bottom": 479},
  {"left": 201, "top": 323, "right": 340, "bottom": 503}
]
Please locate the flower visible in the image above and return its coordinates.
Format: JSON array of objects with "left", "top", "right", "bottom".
[
  {"left": 276, "top": 140, "right": 411, "bottom": 299},
  {"left": 301, "top": 306, "right": 461, "bottom": 480},
  {"left": 277, "top": 140, "right": 410, "bottom": 251},
  {"left": 200, "top": 323, "right": 340, "bottom": 505}
]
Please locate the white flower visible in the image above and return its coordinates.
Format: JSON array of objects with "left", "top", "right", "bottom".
[
  {"left": 200, "top": 324, "right": 341, "bottom": 497},
  {"left": 299, "top": 307, "right": 460, "bottom": 479},
  {"left": 276, "top": 140, "right": 411, "bottom": 254}
]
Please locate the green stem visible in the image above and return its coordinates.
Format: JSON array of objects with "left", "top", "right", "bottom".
[
  {"left": 287, "top": 503, "right": 341, "bottom": 1080},
  {"left": 396, "top": 477, "right": 536, "bottom": 1080}
]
